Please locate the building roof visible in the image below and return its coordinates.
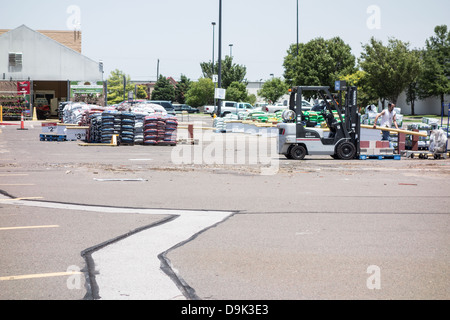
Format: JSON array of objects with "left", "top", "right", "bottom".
[
  {"left": 0, "top": 25, "right": 101, "bottom": 81},
  {"left": 0, "top": 27, "right": 81, "bottom": 53}
]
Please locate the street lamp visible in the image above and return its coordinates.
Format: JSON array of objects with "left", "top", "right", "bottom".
[
  {"left": 212, "top": 22, "right": 216, "bottom": 74},
  {"left": 297, "top": 0, "right": 299, "bottom": 56},
  {"left": 217, "top": 0, "right": 222, "bottom": 117}
]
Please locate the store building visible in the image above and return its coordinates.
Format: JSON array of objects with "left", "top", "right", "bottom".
[{"left": 0, "top": 25, "right": 103, "bottom": 119}]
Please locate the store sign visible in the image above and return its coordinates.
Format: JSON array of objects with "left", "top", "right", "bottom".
[
  {"left": 215, "top": 88, "right": 226, "bottom": 100},
  {"left": 17, "top": 81, "right": 30, "bottom": 95},
  {"left": 70, "top": 81, "right": 104, "bottom": 96}
]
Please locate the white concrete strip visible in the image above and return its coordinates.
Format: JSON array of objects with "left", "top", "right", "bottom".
[
  {"left": 0, "top": 194, "right": 233, "bottom": 300},
  {"left": 0, "top": 225, "right": 59, "bottom": 231},
  {"left": 92, "top": 210, "right": 231, "bottom": 300}
]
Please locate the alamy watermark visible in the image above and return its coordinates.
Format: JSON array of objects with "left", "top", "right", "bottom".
[
  {"left": 66, "top": 5, "right": 81, "bottom": 31},
  {"left": 366, "top": 5, "right": 381, "bottom": 30},
  {"left": 170, "top": 122, "right": 279, "bottom": 175},
  {"left": 366, "top": 265, "right": 381, "bottom": 290},
  {"left": 66, "top": 265, "right": 82, "bottom": 290}
]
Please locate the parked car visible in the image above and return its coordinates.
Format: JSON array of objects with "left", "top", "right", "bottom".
[
  {"left": 147, "top": 100, "right": 176, "bottom": 115},
  {"left": 173, "top": 104, "right": 200, "bottom": 113}
]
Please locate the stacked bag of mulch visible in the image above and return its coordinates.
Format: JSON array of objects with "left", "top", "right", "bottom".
[
  {"left": 86, "top": 113, "right": 103, "bottom": 143},
  {"left": 162, "top": 116, "right": 178, "bottom": 146},
  {"left": 143, "top": 115, "right": 178, "bottom": 146},
  {"left": 133, "top": 112, "right": 146, "bottom": 145},
  {"left": 101, "top": 111, "right": 122, "bottom": 143},
  {"left": 143, "top": 114, "right": 165, "bottom": 145},
  {"left": 120, "top": 112, "right": 135, "bottom": 145}
]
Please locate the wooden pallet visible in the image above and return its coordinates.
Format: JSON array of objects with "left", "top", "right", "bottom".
[
  {"left": 40, "top": 134, "right": 67, "bottom": 142},
  {"left": 360, "top": 154, "right": 401, "bottom": 160}
]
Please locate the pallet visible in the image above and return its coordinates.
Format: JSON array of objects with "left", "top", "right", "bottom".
[
  {"left": 404, "top": 151, "right": 448, "bottom": 159},
  {"left": 40, "top": 134, "right": 67, "bottom": 142},
  {"left": 360, "top": 154, "right": 401, "bottom": 160}
]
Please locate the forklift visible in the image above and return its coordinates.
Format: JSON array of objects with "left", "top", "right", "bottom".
[{"left": 277, "top": 84, "right": 361, "bottom": 160}]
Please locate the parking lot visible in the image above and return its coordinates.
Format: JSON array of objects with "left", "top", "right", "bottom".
[{"left": 1, "top": 115, "right": 449, "bottom": 300}]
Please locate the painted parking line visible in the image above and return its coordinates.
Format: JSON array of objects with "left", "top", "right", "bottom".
[
  {"left": 0, "top": 197, "right": 43, "bottom": 202},
  {"left": 0, "top": 225, "right": 59, "bottom": 231},
  {"left": 0, "top": 174, "right": 29, "bottom": 176},
  {"left": 0, "top": 184, "right": 35, "bottom": 186},
  {"left": 0, "top": 271, "right": 82, "bottom": 281}
]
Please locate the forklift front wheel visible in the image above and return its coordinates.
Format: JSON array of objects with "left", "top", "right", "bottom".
[
  {"left": 336, "top": 142, "right": 356, "bottom": 160},
  {"left": 289, "top": 145, "right": 307, "bottom": 160}
]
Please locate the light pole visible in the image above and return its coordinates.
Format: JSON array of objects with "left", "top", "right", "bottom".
[
  {"left": 211, "top": 22, "right": 216, "bottom": 74},
  {"left": 217, "top": 0, "right": 222, "bottom": 117},
  {"left": 296, "top": 0, "right": 299, "bottom": 56},
  {"left": 212, "top": 21, "right": 216, "bottom": 111}
]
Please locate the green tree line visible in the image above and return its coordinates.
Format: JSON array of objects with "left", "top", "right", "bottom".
[{"left": 106, "top": 25, "right": 449, "bottom": 114}]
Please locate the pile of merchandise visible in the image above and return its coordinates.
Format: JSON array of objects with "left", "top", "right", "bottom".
[
  {"left": 101, "top": 111, "right": 122, "bottom": 144},
  {"left": 120, "top": 112, "right": 136, "bottom": 145},
  {"left": 86, "top": 113, "right": 103, "bottom": 143},
  {"left": 406, "top": 122, "right": 432, "bottom": 150},
  {"left": 133, "top": 113, "right": 146, "bottom": 144},
  {"left": 143, "top": 114, "right": 178, "bottom": 146}
]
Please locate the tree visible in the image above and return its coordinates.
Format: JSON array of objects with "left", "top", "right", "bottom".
[
  {"left": 200, "top": 55, "right": 247, "bottom": 89},
  {"left": 185, "top": 78, "right": 215, "bottom": 107},
  {"left": 151, "top": 75, "right": 175, "bottom": 101},
  {"left": 418, "top": 25, "right": 450, "bottom": 111},
  {"left": 341, "top": 70, "right": 378, "bottom": 110},
  {"left": 283, "top": 37, "right": 356, "bottom": 97},
  {"left": 106, "top": 69, "right": 134, "bottom": 105},
  {"left": 225, "top": 81, "right": 249, "bottom": 102},
  {"left": 257, "top": 77, "right": 289, "bottom": 104},
  {"left": 174, "top": 74, "right": 192, "bottom": 104},
  {"left": 136, "top": 85, "right": 148, "bottom": 100},
  {"left": 359, "top": 37, "right": 421, "bottom": 107},
  {"left": 405, "top": 51, "right": 423, "bottom": 115}
]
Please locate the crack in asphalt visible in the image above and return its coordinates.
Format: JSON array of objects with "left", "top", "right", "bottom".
[{"left": 0, "top": 191, "right": 235, "bottom": 300}]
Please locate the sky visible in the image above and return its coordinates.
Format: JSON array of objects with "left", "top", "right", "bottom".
[{"left": 2, "top": 0, "right": 449, "bottom": 82}]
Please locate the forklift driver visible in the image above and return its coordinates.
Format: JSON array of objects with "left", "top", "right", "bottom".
[{"left": 373, "top": 103, "right": 399, "bottom": 148}]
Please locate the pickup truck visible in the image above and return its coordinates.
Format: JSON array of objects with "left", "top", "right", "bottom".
[
  {"left": 204, "top": 101, "right": 255, "bottom": 117},
  {"left": 263, "top": 100, "right": 312, "bottom": 113}
]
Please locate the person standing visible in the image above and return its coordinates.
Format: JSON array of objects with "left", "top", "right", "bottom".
[{"left": 373, "top": 103, "right": 399, "bottom": 148}]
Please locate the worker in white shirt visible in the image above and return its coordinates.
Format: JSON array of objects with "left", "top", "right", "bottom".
[{"left": 373, "top": 103, "right": 399, "bottom": 148}]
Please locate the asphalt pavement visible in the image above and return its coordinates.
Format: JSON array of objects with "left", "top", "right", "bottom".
[{"left": 0, "top": 116, "right": 449, "bottom": 301}]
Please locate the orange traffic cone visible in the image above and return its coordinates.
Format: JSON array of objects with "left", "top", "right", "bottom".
[{"left": 17, "top": 112, "right": 28, "bottom": 130}]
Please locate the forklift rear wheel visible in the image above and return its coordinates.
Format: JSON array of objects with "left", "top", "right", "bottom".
[
  {"left": 336, "top": 142, "right": 356, "bottom": 160},
  {"left": 290, "top": 145, "right": 307, "bottom": 160}
]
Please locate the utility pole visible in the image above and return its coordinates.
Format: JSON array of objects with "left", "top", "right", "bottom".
[
  {"left": 212, "top": 22, "right": 216, "bottom": 74},
  {"left": 297, "top": 0, "right": 299, "bottom": 56},
  {"left": 217, "top": 0, "right": 222, "bottom": 117},
  {"left": 156, "top": 59, "right": 160, "bottom": 80}
]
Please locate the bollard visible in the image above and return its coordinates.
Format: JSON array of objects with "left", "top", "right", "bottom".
[{"left": 0, "top": 105, "right": 2, "bottom": 123}]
